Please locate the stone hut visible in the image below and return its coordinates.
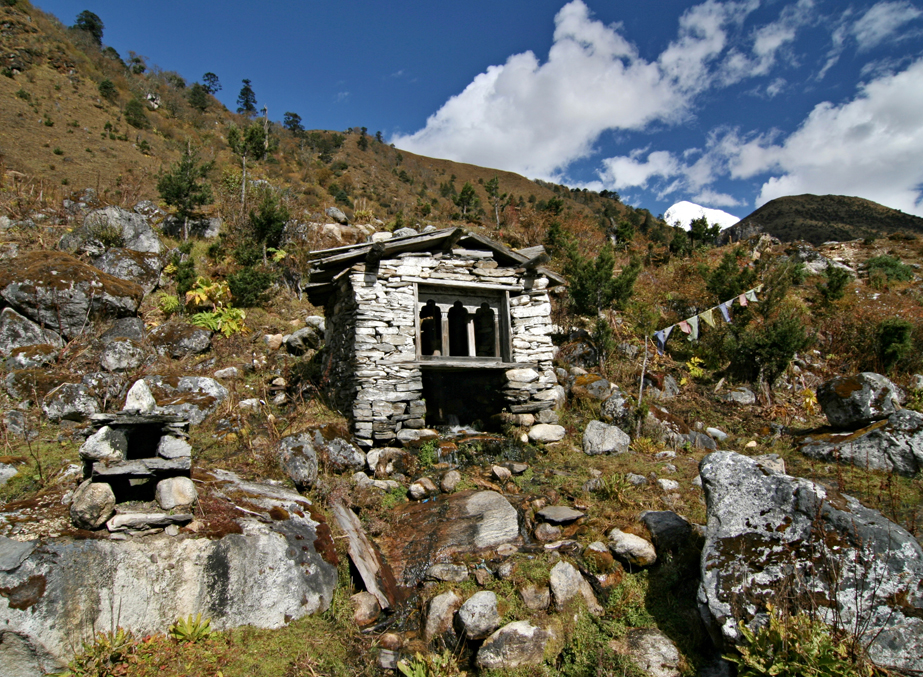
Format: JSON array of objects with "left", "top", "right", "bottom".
[{"left": 305, "top": 228, "right": 565, "bottom": 447}]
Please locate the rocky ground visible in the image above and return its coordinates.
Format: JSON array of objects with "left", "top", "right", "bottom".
[{"left": 0, "top": 195, "right": 921, "bottom": 677}]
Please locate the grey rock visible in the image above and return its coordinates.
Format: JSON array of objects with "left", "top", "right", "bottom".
[
  {"left": 425, "top": 590, "right": 462, "bottom": 642},
  {"left": 284, "top": 326, "right": 322, "bottom": 355},
  {"left": 441, "top": 469, "right": 461, "bottom": 492},
  {"left": 42, "top": 383, "right": 100, "bottom": 421},
  {"left": 161, "top": 215, "right": 221, "bottom": 239},
  {"left": 534, "top": 522, "right": 561, "bottom": 542},
  {"left": 91, "top": 248, "right": 163, "bottom": 295},
  {"left": 800, "top": 408, "right": 923, "bottom": 476},
  {"left": 584, "top": 377, "right": 612, "bottom": 400},
  {"left": 7, "top": 344, "right": 57, "bottom": 370},
  {"left": 657, "top": 478, "right": 680, "bottom": 492},
  {"left": 719, "top": 387, "right": 756, "bottom": 405},
  {"left": 600, "top": 388, "right": 633, "bottom": 427},
  {"left": 608, "top": 528, "right": 657, "bottom": 567},
  {"left": 456, "top": 590, "right": 500, "bottom": 640},
  {"left": 698, "top": 451, "right": 923, "bottom": 674},
  {"left": 640, "top": 511, "right": 694, "bottom": 554},
  {"left": 145, "top": 376, "right": 228, "bottom": 425},
  {"left": 351, "top": 591, "right": 380, "bottom": 627},
  {"left": 79, "top": 426, "right": 127, "bottom": 463},
  {"left": 213, "top": 367, "right": 239, "bottom": 380},
  {"left": 549, "top": 560, "right": 602, "bottom": 615},
  {"left": 0, "top": 308, "right": 63, "bottom": 356},
  {"left": 154, "top": 477, "right": 198, "bottom": 510},
  {"left": 706, "top": 426, "right": 728, "bottom": 441},
  {"left": 277, "top": 433, "right": 318, "bottom": 488},
  {"left": 528, "top": 424, "right": 566, "bottom": 443},
  {"left": 156, "top": 436, "right": 191, "bottom": 459},
  {"left": 61, "top": 206, "right": 163, "bottom": 254},
  {"left": 537, "top": 506, "right": 585, "bottom": 524},
  {"left": 148, "top": 322, "right": 212, "bottom": 359},
  {"left": 817, "top": 372, "right": 905, "bottom": 428},
  {"left": 100, "top": 338, "right": 145, "bottom": 372},
  {"left": 0, "top": 463, "right": 18, "bottom": 486},
  {"left": 582, "top": 420, "right": 631, "bottom": 455},
  {"left": 106, "top": 512, "right": 194, "bottom": 531},
  {"left": 409, "top": 476, "right": 439, "bottom": 500},
  {"left": 627, "top": 473, "right": 647, "bottom": 486},
  {"left": 476, "top": 620, "right": 559, "bottom": 670},
  {"left": 647, "top": 374, "right": 679, "bottom": 401},
  {"left": 326, "top": 207, "right": 349, "bottom": 225},
  {"left": 324, "top": 437, "right": 366, "bottom": 470},
  {"left": 754, "top": 453, "right": 786, "bottom": 474},
  {"left": 425, "top": 563, "right": 468, "bottom": 582},
  {"left": 82, "top": 372, "right": 127, "bottom": 407},
  {"left": 69, "top": 480, "right": 115, "bottom": 530},
  {"left": 392, "top": 227, "right": 417, "bottom": 238},
  {"left": 0, "top": 536, "right": 36, "bottom": 572},
  {"left": 3, "top": 411, "right": 32, "bottom": 440},
  {"left": 519, "top": 584, "right": 551, "bottom": 610},
  {"left": 123, "top": 379, "right": 157, "bottom": 413},
  {"left": 686, "top": 431, "right": 718, "bottom": 450},
  {"left": 610, "top": 628, "right": 681, "bottom": 677}
]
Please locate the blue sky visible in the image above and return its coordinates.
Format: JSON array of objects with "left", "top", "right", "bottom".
[{"left": 34, "top": 0, "right": 923, "bottom": 218}]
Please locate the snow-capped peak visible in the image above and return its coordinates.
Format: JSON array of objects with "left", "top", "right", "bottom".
[{"left": 664, "top": 201, "right": 739, "bottom": 231}]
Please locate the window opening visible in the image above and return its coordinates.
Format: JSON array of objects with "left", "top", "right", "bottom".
[
  {"left": 415, "top": 285, "right": 510, "bottom": 362},
  {"left": 448, "top": 301, "right": 470, "bottom": 356},
  {"left": 474, "top": 303, "right": 496, "bottom": 357},
  {"left": 419, "top": 299, "right": 442, "bottom": 356}
]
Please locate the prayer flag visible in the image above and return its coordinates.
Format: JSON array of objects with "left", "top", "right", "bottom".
[
  {"left": 718, "top": 302, "right": 731, "bottom": 323},
  {"left": 678, "top": 320, "right": 691, "bottom": 334},
  {"left": 700, "top": 308, "right": 716, "bottom": 328},
  {"left": 687, "top": 315, "right": 699, "bottom": 341}
]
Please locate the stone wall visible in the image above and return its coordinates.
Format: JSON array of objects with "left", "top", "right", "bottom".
[{"left": 322, "top": 249, "right": 560, "bottom": 446}]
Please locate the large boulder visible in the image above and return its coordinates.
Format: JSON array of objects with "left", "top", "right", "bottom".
[
  {"left": 0, "top": 513, "right": 337, "bottom": 675},
  {"left": 799, "top": 408, "right": 923, "bottom": 476},
  {"left": 476, "top": 620, "right": 559, "bottom": 671},
  {"left": 60, "top": 206, "right": 163, "bottom": 254},
  {"left": 0, "top": 308, "right": 63, "bottom": 356},
  {"left": 90, "top": 248, "right": 164, "bottom": 295},
  {"left": 277, "top": 433, "right": 319, "bottom": 489},
  {"left": 148, "top": 321, "right": 212, "bottom": 359},
  {"left": 582, "top": 420, "right": 630, "bottom": 455},
  {"left": 698, "top": 451, "right": 923, "bottom": 674},
  {"left": 143, "top": 375, "right": 228, "bottom": 425},
  {"left": 817, "top": 373, "right": 904, "bottom": 428},
  {"left": 0, "top": 251, "right": 143, "bottom": 339},
  {"left": 41, "top": 383, "right": 100, "bottom": 421}
]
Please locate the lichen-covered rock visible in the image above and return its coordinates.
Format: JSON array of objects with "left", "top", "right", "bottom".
[
  {"left": 582, "top": 420, "right": 631, "bottom": 455},
  {"left": 155, "top": 477, "right": 198, "bottom": 509},
  {"left": 718, "top": 386, "right": 756, "bottom": 405},
  {"left": 0, "top": 513, "right": 337, "bottom": 674},
  {"left": 42, "top": 383, "right": 100, "bottom": 421},
  {"left": 101, "top": 317, "right": 146, "bottom": 344},
  {"left": 7, "top": 343, "right": 57, "bottom": 370},
  {"left": 69, "top": 480, "right": 115, "bottom": 529},
  {"left": 148, "top": 321, "right": 212, "bottom": 359},
  {"left": 800, "top": 408, "right": 923, "bottom": 476},
  {"left": 100, "top": 338, "right": 146, "bottom": 372},
  {"left": 816, "top": 372, "right": 904, "bottom": 428},
  {"left": 698, "top": 451, "right": 923, "bottom": 674},
  {"left": 549, "top": 560, "right": 603, "bottom": 615},
  {"left": 608, "top": 528, "right": 657, "bottom": 567},
  {"left": 456, "top": 590, "right": 500, "bottom": 640},
  {"left": 60, "top": 206, "right": 163, "bottom": 254},
  {"left": 0, "top": 307, "right": 63, "bottom": 356},
  {"left": 600, "top": 388, "right": 633, "bottom": 428},
  {"left": 476, "top": 620, "right": 559, "bottom": 670},
  {"left": 277, "top": 433, "right": 318, "bottom": 489},
  {"left": 79, "top": 426, "right": 127, "bottom": 463},
  {"left": 143, "top": 375, "right": 227, "bottom": 425},
  {"left": 610, "top": 628, "right": 681, "bottom": 677},
  {"left": 91, "top": 248, "right": 164, "bottom": 295},
  {"left": 0, "top": 252, "right": 143, "bottom": 340}
]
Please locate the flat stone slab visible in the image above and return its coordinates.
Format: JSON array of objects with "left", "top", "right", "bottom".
[
  {"left": 0, "top": 536, "right": 36, "bottom": 572},
  {"left": 537, "top": 506, "right": 585, "bottom": 524},
  {"left": 107, "top": 512, "right": 194, "bottom": 531}
]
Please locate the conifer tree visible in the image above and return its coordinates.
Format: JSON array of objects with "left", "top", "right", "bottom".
[
  {"left": 236, "top": 79, "right": 257, "bottom": 115},
  {"left": 156, "top": 145, "right": 213, "bottom": 241}
]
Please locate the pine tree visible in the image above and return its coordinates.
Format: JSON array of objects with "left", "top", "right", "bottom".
[
  {"left": 202, "top": 72, "right": 221, "bottom": 94},
  {"left": 156, "top": 145, "right": 214, "bottom": 241},
  {"left": 484, "top": 176, "right": 508, "bottom": 229},
  {"left": 236, "top": 79, "right": 257, "bottom": 116},
  {"left": 187, "top": 83, "right": 209, "bottom": 112},
  {"left": 73, "top": 10, "right": 104, "bottom": 45},
  {"left": 228, "top": 122, "right": 269, "bottom": 209}
]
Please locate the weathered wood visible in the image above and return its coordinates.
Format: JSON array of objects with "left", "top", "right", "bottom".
[
  {"left": 416, "top": 357, "right": 530, "bottom": 369},
  {"left": 404, "top": 277, "right": 522, "bottom": 292},
  {"left": 330, "top": 499, "right": 403, "bottom": 610}
]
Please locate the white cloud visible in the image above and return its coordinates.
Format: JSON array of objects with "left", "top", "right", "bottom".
[
  {"left": 335, "top": 91, "right": 349, "bottom": 103},
  {"left": 723, "top": 56, "right": 923, "bottom": 214},
  {"left": 692, "top": 188, "right": 743, "bottom": 207},
  {"left": 853, "top": 1, "right": 922, "bottom": 51},
  {"left": 392, "top": 0, "right": 757, "bottom": 179},
  {"left": 598, "top": 149, "right": 681, "bottom": 191}
]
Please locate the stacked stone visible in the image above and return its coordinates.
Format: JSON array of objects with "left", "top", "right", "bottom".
[
  {"left": 322, "top": 249, "right": 561, "bottom": 447},
  {"left": 79, "top": 413, "right": 191, "bottom": 482}
]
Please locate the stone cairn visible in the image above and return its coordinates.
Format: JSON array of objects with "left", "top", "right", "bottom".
[{"left": 70, "top": 412, "right": 198, "bottom": 533}]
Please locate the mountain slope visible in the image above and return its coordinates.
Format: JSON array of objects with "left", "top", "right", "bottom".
[{"left": 721, "top": 194, "right": 923, "bottom": 245}]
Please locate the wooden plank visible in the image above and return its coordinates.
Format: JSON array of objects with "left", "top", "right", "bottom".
[
  {"left": 329, "top": 499, "right": 403, "bottom": 610},
  {"left": 405, "top": 277, "right": 522, "bottom": 292},
  {"left": 413, "top": 283, "right": 421, "bottom": 359},
  {"left": 441, "top": 316, "right": 449, "bottom": 357},
  {"left": 467, "top": 320, "right": 476, "bottom": 357},
  {"left": 415, "top": 357, "right": 530, "bottom": 369},
  {"left": 501, "top": 291, "right": 512, "bottom": 362}
]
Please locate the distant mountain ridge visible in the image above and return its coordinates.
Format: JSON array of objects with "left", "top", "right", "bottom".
[
  {"left": 663, "top": 201, "right": 739, "bottom": 231},
  {"left": 719, "top": 194, "right": 923, "bottom": 245}
]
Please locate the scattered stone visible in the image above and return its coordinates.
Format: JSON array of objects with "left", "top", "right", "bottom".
[
  {"left": 61, "top": 205, "right": 163, "bottom": 254},
  {"left": 655, "top": 450, "right": 676, "bottom": 460},
  {"left": 265, "top": 334, "right": 284, "bottom": 351},
  {"left": 608, "top": 528, "right": 657, "bottom": 567},
  {"left": 492, "top": 465, "right": 512, "bottom": 482},
  {"left": 426, "top": 564, "right": 468, "bottom": 583},
  {"left": 754, "top": 454, "right": 786, "bottom": 474},
  {"left": 582, "top": 420, "right": 631, "bottom": 455},
  {"left": 100, "top": 317, "right": 146, "bottom": 344},
  {"left": 441, "top": 470, "right": 461, "bottom": 492},
  {"left": 537, "top": 506, "right": 585, "bottom": 524},
  {"left": 155, "top": 477, "right": 197, "bottom": 510},
  {"left": 409, "top": 477, "right": 439, "bottom": 500},
  {"left": 42, "top": 383, "right": 100, "bottom": 421},
  {"left": 626, "top": 473, "right": 647, "bottom": 486},
  {"left": 100, "top": 338, "right": 145, "bottom": 372},
  {"left": 277, "top": 433, "right": 318, "bottom": 489},
  {"left": 610, "top": 628, "right": 681, "bottom": 677},
  {"left": 534, "top": 522, "right": 562, "bottom": 542},
  {"left": 456, "top": 591, "right": 501, "bottom": 640},
  {"left": 70, "top": 480, "right": 116, "bottom": 530},
  {"left": 323, "top": 437, "right": 366, "bottom": 471},
  {"left": 640, "top": 511, "right": 693, "bottom": 554},
  {"left": 326, "top": 206, "right": 349, "bottom": 225},
  {"left": 7, "top": 343, "right": 58, "bottom": 369},
  {"left": 706, "top": 426, "right": 728, "bottom": 441},
  {"left": 549, "top": 560, "right": 603, "bottom": 615},
  {"left": 817, "top": 372, "right": 904, "bottom": 428},
  {"left": 698, "top": 451, "right": 923, "bottom": 674},
  {"left": 600, "top": 389, "right": 633, "bottom": 427},
  {"left": 719, "top": 387, "right": 756, "bottom": 405},
  {"left": 0, "top": 463, "right": 18, "bottom": 486},
  {"left": 284, "top": 326, "right": 322, "bottom": 355},
  {"left": 0, "top": 307, "right": 63, "bottom": 356},
  {"left": 425, "top": 590, "right": 462, "bottom": 642},
  {"left": 148, "top": 321, "right": 211, "bottom": 359},
  {"left": 351, "top": 591, "right": 380, "bottom": 627},
  {"left": 213, "top": 367, "right": 239, "bottom": 380},
  {"left": 657, "top": 479, "right": 680, "bottom": 492},
  {"left": 528, "top": 424, "right": 566, "bottom": 443},
  {"left": 106, "top": 512, "right": 193, "bottom": 531},
  {"left": 123, "top": 379, "right": 157, "bottom": 413},
  {"left": 520, "top": 584, "right": 551, "bottom": 611},
  {"left": 584, "top": 541, "right": 616, "bottom": 572},
  {"left": 476, "top": 620, "right": 559, "bottom": 670}
]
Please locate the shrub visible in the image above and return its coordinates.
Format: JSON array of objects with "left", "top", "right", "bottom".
[
  {"left": 227, "top": 266, "right": 275, "bottom": 307},
  {"left": 726, "top": 303, "right": 810, "bottom": 384},
  {"left": 876, "top": 317, "right": 913, "bottom": 372},
  {"left": 123, "top": 97, "right": 148, "bottom": 129},
  {"left": 232, "top": 241, "right": 262, "bottom": 267},
  {"left": 819, "top": 266, "right": 852, "bottom": 304},
  {"left": 98, "top": 78, "right": 116, "bottom": 101},
  {"left": 172, "top": 255, "right": 196, "bottom": 299},
  {"left": 63, "top": 627, "right": 137, "bottom": 677},
  {"left": 566, "top": 245, "right": 641, "bottom": 315},
  {"left": 707, "top": 249, "right": 757, "bottom": 302},
  {"left": 866, "top": 255, "right": 912, "bottom": 282}
]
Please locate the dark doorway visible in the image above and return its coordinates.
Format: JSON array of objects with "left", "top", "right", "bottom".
[{"left": 421, "top": 369, "right": 506, "bottom": 429}]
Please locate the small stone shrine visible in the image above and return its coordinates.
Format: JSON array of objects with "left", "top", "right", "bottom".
[
  {"left": 305, "top": 227, "right": 565, "bottom": 446},
  {"left": 70, "top": 412, "right": 197, "bottom": 531}
]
